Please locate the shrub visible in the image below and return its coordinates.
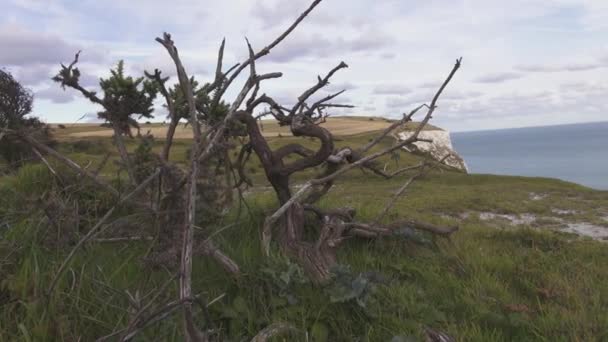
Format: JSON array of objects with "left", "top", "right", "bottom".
[{"left": 0, "top": 69, "right": 54, "bottom": 168}]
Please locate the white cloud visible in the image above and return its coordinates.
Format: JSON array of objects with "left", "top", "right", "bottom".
[
  {"left": 2, "top": 0, "right": 608, "bottom": 131},
  {"left": 474, "top": 72, "right": 523, "bottom": 83},
  {"left": 373, "top": 84, "right": 411, "bottom": 95}
]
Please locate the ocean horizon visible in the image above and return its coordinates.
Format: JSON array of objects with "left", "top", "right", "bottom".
[{"left": 451, "top": 121, "right": 608, "bottom": 190}]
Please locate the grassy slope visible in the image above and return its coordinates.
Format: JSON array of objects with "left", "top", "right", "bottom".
[{"left": 1, "top": 128, "right": 607, "bottom": 341}]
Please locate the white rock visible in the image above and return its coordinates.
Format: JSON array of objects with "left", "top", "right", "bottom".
[
  {"left": 529, "top": 192, "right": 547, "bottom": 201},
  {"left": 478, "top": 212, "right": 536, "bottom": 225},
  {"left": 397, "top": 129, "right": 468, "bottom": 172},
  {"left": 551, "top": 208, "right": 577, "bottom": 215},
  {"left": 562, "top": 223, "right": 608, "bottom": 241}
]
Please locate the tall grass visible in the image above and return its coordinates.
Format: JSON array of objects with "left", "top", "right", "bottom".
[{"left": 1, "top": 139, "right": 607, "bottom": 341}]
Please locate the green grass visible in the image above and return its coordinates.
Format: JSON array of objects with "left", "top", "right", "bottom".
[{"left": 1, "top": 134, "right": 607, "bottom": 341}]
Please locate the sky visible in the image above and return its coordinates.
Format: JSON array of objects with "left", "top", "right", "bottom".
[{"left": 1, "top": 0, "right": 608, "bottom": 132}]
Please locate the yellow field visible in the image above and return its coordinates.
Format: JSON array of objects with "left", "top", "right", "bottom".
[{"left": 51, "top": 116, "right": 439, "bottom": 139}]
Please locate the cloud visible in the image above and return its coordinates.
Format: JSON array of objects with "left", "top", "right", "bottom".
[
  {"left": 128, "top": 54, "right": 208, "bottom": 80},
  {"left": 11, "top": 64, "right": 54, "bottom": 86},
  {"left": 347, "top": 29, "right": 395, "bottom": 52},
  {"left": 441, "top": 90, "right": 484, "bottom": 101},
  {"left": 473, "top": 72, "right": 523, "bottom": 83},
  {"left": 417, "top": 81, "right": 442, "bottom": 89},
  {"left": 266, "top": 29, "right": 394, "bottom": 63},
  {"left": 0, "top": 23, "right": 104, "bottom": 66},
  {"left": 439, "top": 91, "right": 592, "bottom": 123},
  {"left": 251, "top": 0, "right": 334, "bottom": 29},
  {"left": 373, "top": 84, "right": 411, "bottom": 95},
  {"left": 379, "top": 52, "right": 396, "bottom": 60},
  {"left": 385, "top": 96, "right": 413, "bottom": 109},
  {"left": 558, "top": 81, "right": 607, "bottom": 95},
  {"left": 515, "top": 62, "right": 607, "bottom": 73},
  {"left": 35, "top": 86, "right": 76, "bottom": 104},
  {"left": 325, "top": 81, "right": 358, "bottom": 92},
  {"left": 5, "top": 0, "right": 608, "bottom": 131}
]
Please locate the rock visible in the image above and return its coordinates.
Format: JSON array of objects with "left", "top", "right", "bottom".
[
  {"left": 529, "top": 192, "right": 547, "bottom": 201},
  {"left": 397, "top": 129, "right": 468, "bottom": 172},
  {"left": 478, "top": 212, "right": 537, "bottom": 225},
  {"left": 562, "top": 223, "right": 608, "bottom": 241},
  {"left": 551, "top": 208, "right": 577, "bottom": 215}
]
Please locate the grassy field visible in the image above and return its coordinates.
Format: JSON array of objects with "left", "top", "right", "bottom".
[
  {"left": 1, "top": 123, "right": 607, "bottom": 341},
  {"left": 50, "top": 116, "right": 441, "bottom": 140}
]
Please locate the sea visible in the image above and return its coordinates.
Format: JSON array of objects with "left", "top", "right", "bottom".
[{"left": 451, "top": 121, "right": 608, "bottom": 190}]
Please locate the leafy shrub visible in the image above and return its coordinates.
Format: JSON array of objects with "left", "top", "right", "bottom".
[{"left": 0, "top": 69, "right": 54, "bottom": 169}]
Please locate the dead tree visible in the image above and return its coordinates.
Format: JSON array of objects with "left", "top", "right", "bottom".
[
  {"left": 233, "top": 58, "right": 461, "bottom": 283},
  {"left": 1, "top": 0, "right": 460, "bottom": 339}
]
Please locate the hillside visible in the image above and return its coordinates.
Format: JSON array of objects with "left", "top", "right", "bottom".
[{"left": 1, "top": 128, "right": 607, "bottom": 341}]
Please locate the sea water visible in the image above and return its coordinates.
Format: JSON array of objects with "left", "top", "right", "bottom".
[{"left": 451, "top": 122, "right": 608, "bottom": 190}]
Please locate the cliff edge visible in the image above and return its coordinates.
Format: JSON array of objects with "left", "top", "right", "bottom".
[{"left": 397, "top": 128, "right": 469, "bottom": 172}]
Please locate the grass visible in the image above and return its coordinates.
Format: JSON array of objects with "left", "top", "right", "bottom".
[{"left": 1, "top": 128, "right": 607, "bottom": 341}]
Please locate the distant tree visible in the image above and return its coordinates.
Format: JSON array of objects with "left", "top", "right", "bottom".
[
  {"left": 144, "top": 69, "right": 231, "bottom": 160},
  {"left": 97, "top": 61, "right": 157, "bottom": 137},
  {"left": 0, "top": 69, "right": 53, "bottom": 168},
  {"left": 53, "top": 58, "right": 158, "bottom": 184}
]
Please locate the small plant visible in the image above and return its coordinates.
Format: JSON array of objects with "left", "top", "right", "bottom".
[
  {"left": 261, "top": 257, "right": 308, "bottom": 305},
  {"left": 132, "top": 133, "right": 158, "bottom": 183},
  {"left": 324, "top": 265, "right": 388, "bottom": 309}
]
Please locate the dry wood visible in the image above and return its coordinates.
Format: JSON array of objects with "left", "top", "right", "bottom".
[
  {"left": 250, "top": 322, "right": 299, "bottom": 342},
  {"left": 156, "top": 32, "right": 205, "bottom": 342},
  {"left": 251, "top": 58, "right": 462, "bottom": 280}
]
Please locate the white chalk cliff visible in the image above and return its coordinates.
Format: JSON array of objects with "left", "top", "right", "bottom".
[{"left": 397, "top": 129, "right": 468, "bottom": 172}]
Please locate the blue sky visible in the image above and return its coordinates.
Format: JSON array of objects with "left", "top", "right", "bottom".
[{"left": 2, "top": 0, "right": 608, "bottom": 132}]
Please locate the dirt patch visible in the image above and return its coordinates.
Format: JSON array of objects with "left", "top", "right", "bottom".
[
  {"left": 562, "top": 223, "right": 608, "bottom": 241},
  {"left": 529, "top": 192, "right": 547, "bottom": 201},
  {"left": 551, "top": 208, "right": 577, "bottom": 215},
  {"left": 478, "top": 212, "right": 537, "bottom": 225},
  {"left": 468, "top": 211, "right": 608, "bottom": 242}
]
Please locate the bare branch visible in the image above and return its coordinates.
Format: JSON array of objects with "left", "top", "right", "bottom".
[
  {"left": 348, "top": 220, "right": 458, "bottom": 238},
  {"left": 31, "top": 146, "right": 59, "bottom": 179},
  {"left": 213, "top": 0, "right": 324, "bottom": 103},
  {"left": 156, "top": 33, "right": 201, "bottom": 144},
  {"left": 214, "top": 38, "right": 226, "bottom": 85},
  {"left": 290, "top": 62, "right": 348, "bottom": 116},
  {"left": 360, "top": 104, "right": 426, "bottom": 153},
  {"left": 145, "top": 69, "right": 177, "bottom": 161},
  {"left": 53, "top": 51, "right": 104, "bottom": 105},
  {"left": 251, "top": 323, "right": 299, "bottom": 342},
  {"left": 273, "top": 144, "right": 315, "bottom": 160}
]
